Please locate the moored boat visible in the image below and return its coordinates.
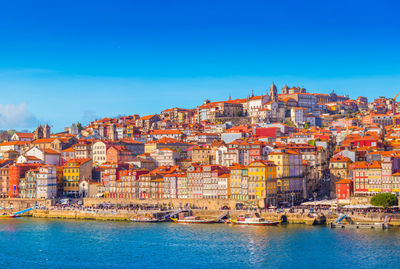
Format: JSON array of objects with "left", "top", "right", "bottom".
[
  {"left": 130, "top": 217, "right": 162, "bottom": 223},
  {"left": 230, "top": 215, "right": 279, "bottom": 226},
  {"left": 330, "top": 222, "right": 390, "bottom": 229},
  {"left": 0, "top": 214, "right": 17, "bottom": 219},
  {"left": 170, "top": 216, "right": 216, "bottom": 224},
  {"left": 329, "top": 214, "right": 391, "bottom": 229}
]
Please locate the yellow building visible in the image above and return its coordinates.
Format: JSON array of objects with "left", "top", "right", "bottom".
[
  {"left": 268, "top": 152, "right": 289, "bottom": 178},
  {"left": 247, "top": 160, "right": 277, "bottom": 206},
  {"left": 126, "top": 125, "right": 135, "bottom": 139},
  {"left": 56, "top": 166, "right": 64, "bottom": 196},
  {"left": 63, "top": 158, "right": 92, "bottom": 197},
  {"left": 392, "top": 173, "right": 400, "bottom": 195},
  {"left": 229, "top": 163, "right": 248, "bottom": 201},
  {"left": 191, "top": 146, "right": 212, "bottom": 164},
  {"left": 368, "top": 161, "right": 382, "bottom": 194}
]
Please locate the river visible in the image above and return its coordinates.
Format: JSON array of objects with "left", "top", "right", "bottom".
[{"left": 0, "top": 218, "right": 398, "bottom": 268}]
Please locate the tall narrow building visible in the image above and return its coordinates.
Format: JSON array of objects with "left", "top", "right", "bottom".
[{"left": 269, "top": 82, "right": 278, "bottom": 101}]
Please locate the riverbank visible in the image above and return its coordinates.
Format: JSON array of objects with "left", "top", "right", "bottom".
[{"left": 9, "top": 209, "right": 399, "bottom": 226}]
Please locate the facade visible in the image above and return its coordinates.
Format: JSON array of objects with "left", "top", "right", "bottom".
[
  {"left": 150, "top": 148, "right": 180, "bottom": 167},
  {"left": 93, "top": 141, "right": 109, "bottom": 165},
  {"left": 336, "top": 179, "right": 353, "bottom": 204},
  {"left": 329, "top": 156, "right": 352, "bottom": 198},
  {"left": 247, "top": 160, "right": 277, "bottom": 206},
  {"left": 36, "top": 165, "right": 57, "bottom": 199},
  {"left": 63, "top": 159, "right": 92, "bottom": 197},
  {"left": 191, "top": 146, "right": 212, "bottom": 164},
  {"left": 229, "top": 163, "right": 248, "bottom": 201},
  {"left": 107, "top": 146, "right": 133, "bottom": 164}
]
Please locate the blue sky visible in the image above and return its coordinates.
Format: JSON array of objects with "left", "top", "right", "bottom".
[{"left": 0, "top": 0, "right": 399, "bottom": 131}]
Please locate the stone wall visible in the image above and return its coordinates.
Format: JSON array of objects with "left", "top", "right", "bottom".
[
  {"left": 349, "top": 196, "right": 371, "bottom": 205},
  {"left": 83, "top": 197, "right": 240, "bottom": 210},
  {"left": 0, "top": 198, "right": 49, "bottom": 210}
]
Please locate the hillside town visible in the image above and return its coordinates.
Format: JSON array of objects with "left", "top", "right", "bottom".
[{"left": 0, "top": 83, "right": 398, "bottom": 209}]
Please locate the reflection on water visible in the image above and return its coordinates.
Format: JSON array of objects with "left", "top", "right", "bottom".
[{"left": 0, "top": 219, "right": 398, "bottom": 268}]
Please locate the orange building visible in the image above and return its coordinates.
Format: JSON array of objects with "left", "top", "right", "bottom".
[{"left": 8, "top": 163, "right": 40, "bottom": 198}]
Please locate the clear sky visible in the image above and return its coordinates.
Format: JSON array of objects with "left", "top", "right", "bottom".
[{"left": 0, "top": 0, "right": 399, "bottom": 131}]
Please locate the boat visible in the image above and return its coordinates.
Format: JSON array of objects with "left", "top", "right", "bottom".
[
  {"left": 0, "top": 206, "right": 37, "bottom": 219},
  {"left": 230, "top": 215, "right": 280, "bottom": 226},
  {"left": 329, "top": 214, "right": 391, "bottom": 229},
  {"left": 0, "top": 214, "right": 17, "bottom": 219},
  {"left": 330, "top": 222, "right": 390, "bottom": 229},
  {"left": 170, "top": 216, "right": 216, "bottom": 224},
  {"left": 130, "top": 217, "right": 162, "bottom": 223}
]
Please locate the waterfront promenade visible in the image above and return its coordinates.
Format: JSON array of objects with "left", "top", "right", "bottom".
[
  {"left": 1, "top": 198, "right": 399, "bottom": 225},
  {"left": 14, "top": 207, "right": 400, "bottom": 226}
]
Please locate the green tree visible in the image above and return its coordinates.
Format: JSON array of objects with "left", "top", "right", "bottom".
[{"left": 370, "top": 193, "right": 398, "bottom": 208}]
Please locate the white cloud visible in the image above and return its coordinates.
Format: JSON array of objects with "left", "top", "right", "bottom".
[{"left": 0, "top": 103, "right": 39, "bottom": 129}]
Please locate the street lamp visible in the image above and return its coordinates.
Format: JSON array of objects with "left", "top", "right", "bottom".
[{"left": 291, "top": 192, "right": 295, "bottom": 208}]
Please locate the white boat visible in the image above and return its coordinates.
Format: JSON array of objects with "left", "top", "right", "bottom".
[
  {"left": 170, "top": 216, "right": 216, "bottom": 224},
  {"left": 231, "top": 215, "right": 280, "bottom": 226}
]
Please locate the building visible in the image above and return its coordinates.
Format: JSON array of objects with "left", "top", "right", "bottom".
[
  {"left": 229, "top": 163, "right": 248, "bottom": 201},
  {"left": 36, "top": 165, "right": 57, "bottom": 199},
  {"left": 107, "top": 146, "right": 133, "bottom": 164},
  {"left": 73, "top": 140, "right": 92, "bottom": 159},
  {"left": 8, "top": 163, "right": 39, "bottom": 198},
  {"left": 22, "top": 169, "right": 37, "bottom": 198},
  {"left": 10, "top": 132, "right": 34, "bottom": 142},
  {"left": 329, "top": 156, "right": 352, "bottom": 198},
  {"left": 191, "top": 146, "right": 212, "bottom": 165},
  {"left": 117, "top": 168, "right": 149, "bottom": 198},
  {"left": 93, "top": 141, "right": 109, "bottom": 165},
  {"left": 247, "top": 160, "right": 277, "bottom": 207},
  {"left": 63, "top": 159, "right": 92, "bottom": 197},
  {"left": 100, "top": 163, "right": 129, "bottom": 198},
  {"left": 150, "top": 148, "right": 180, "bottom": 167},
  {"left": 0, "top": 160, "right": 14, "bottom": 198},
  {"left": 336, "top": 179, "right": 353, "bottom": 204}
]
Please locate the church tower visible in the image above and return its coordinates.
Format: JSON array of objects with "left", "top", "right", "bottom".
[
  {"left": 33, "top": 125, "right": 43, "bottom": 140},
  {"left": 269, "top": 82, "right": 278, "bottom": 101},
  {"left": 43, "top": 124, "right": 51, "bottom": 138}
]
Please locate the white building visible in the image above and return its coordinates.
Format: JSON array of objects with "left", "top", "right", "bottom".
[
  {"left": 93, "top": 141, "right": 108, "bottom": 165},
  {"left": 11, "top": 132, "right": 34, "bottom": 141},
  {"left": 150, "top": 148, "right": 179, "bottom": 167},
  {"left": 291, "top": 107, "right": 306, "bottom": 124},
  {"left": 247, "top": 95, "right": 271, "bottom": 115},
  {"left": 23, "top": 146, "right": 60, "bottom": 165},
  {"left": 36, "top": 165, "right": 57, "bottom": 199},
  {"left": 17, "top": 155, "right": 43, "bottom": 164},
  {"left": 0, "top": 141, "right": 27, "bottom": 159}
]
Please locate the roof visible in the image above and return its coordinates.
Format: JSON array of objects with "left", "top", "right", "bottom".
[
  {"left": 248, "top": 160, "right": 276, "bottom": 167},
  {"left": 0, "top": 141, "right": 28, "bottom": 146},
  {"left": 64, "top": 158, "right": 91, "bottom": 167},
  {"left": 32, "top": 138, "right": 55, "bottom": 144},
  {"left": 336, "top": 179, "right": 353, "bottom": 184},
  {"left": 44, "top": 149, "right": 61, "bottom": 155},
  {"left": 330, "top": 156, "right": 352, "bottom": 163},
  {"left": 150, "top": 129, "right": 183, "bottom": 135},
  {"left": 14, "top": 132, "right": 34, "bottom": 138},
  {"left": 140, "top": 114, "right": 158, "bottom": 120}
]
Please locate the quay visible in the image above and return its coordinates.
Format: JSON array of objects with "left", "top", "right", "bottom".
[
  {"left": 2, "top": 208, "right": 396, "bottom": 227},
  {"left": 1, "top": 198, "right": 400, "bottom": 226}
]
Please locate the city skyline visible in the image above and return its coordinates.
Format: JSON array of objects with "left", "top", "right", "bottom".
[{"left": 0, "top": 0, "right": 399, "bottom": 130}]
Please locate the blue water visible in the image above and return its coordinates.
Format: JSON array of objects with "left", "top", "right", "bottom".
[{"left": 0, "top": 219, "right": 399, "bottom": 269}]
